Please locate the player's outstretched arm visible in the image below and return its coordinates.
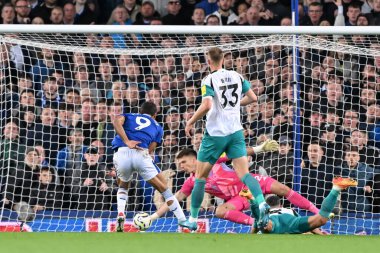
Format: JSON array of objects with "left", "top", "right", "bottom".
[
  {"left": 240, "top": 89, "right": 257, "bottom": 106},
  {"left": 185, "top": 97, "right": 212, "bottom": 137},
  {"left": 150, "top": 191, "right": 188, "bottom": 221},
  {"left": 113, "top": 115, "right": 141, "bottom": 149}
]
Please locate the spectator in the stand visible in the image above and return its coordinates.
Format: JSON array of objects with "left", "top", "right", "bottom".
[
  {"left": 356, "top": 13, "right": 369, "bottom": 26},
  {"left": 77, "top": 147, "right": 111, "bottom": 210},
  {"left": 57, "top": 103, "right": 74, "bottom": 149},
  {"left": 280, "top": 16, "right": 292, "bottom": 26},
  {"left": 1, "top": 3, "right": 15, "bottom": 24},
  {"left": 96, "top": 59, "right": 114, "bottom": 98},
  {"left": 196, "top": 0, "right": 218, "bottom": 15},
  {"left": 259, "top": 135, "right": 294, "bottom": 193},
  {"left": 15, "top": 89, "right": 40, "bottom": 116},
  {"left": 320, "top": 125, "right": 343, "bottom": 166},
  {"left": 124, "top": 62, "right": 145, "bottom": 89},
  {"left": 360, "top": 103, "right": 380, "bottom": 149},
  {"left": 74, "top": 0, "right": 95, "bottom": 24},
  {"left": 30, "top": 167, "right": 64, "bottom": 212},
  {"left": 320, "top": 71, "right": 346, "bottom": 116},
  {"left": 366, "top": 0, "right": 380, "bottom": 25},
  {"left": 262, "top": 58, "right": 280, "bottom": 93},
  {"left": 301, "top": 2, "right": 323, "bottom": 26},
  {"left": 207, "top": 0, "right": 238, "bottom": 25},
  {"left": 350, "top": 129, "right": 380, "bottom": 170},
  {"left": 35, "top": 145, "right": 49, "bottom": 167},
  {"left": 56, "top": 128, "right": 87, "bottom": 177},
  {"left": 164, "top": 106, "right": 187, "bottom": 146},
  {"left": 206, "top": 13, "right": 220, "bottom": 25},
  {"left": 178, "top": 82, "right": 200, "bottom": 112},
  {"left": 0, "top": 120, "right": 26, "bottom": 171},
  {"left": 31, "top": 48, "right": 62, "bottom": 93},
  {"left": 325, "top": 107, "right": 341, "bottom": 127},
  {"left": 116, "top": 55, "right": 133, "bottom": 81},
  {"left": 338, "top": 146, "right": 375, "bottom": 213},
  {"left": 49, "top": 6, "right": 63, "bottom": 24},
  {"left": 272, "top": 108, "right": 293, "bottom": 141},
  {"left": 162, "top": 0, "right": 191, "bottom": 25},
  {"left": 250, "top": 0, "right": 280, "bottom": 25},
  {"left": 301, "top": 141, "right": 336, "bottom": 208},
  {"left": 122, "top": 0, "right": 140, "bottom": 22},
  {"left": 255, "top": 98, "right": 274, "bottom": 136},
  {"left": 33, "top": 0, "right": 58, "bottom": 24},
  {"left": 64, "top": 88, "right": 81, "bottom": 112},
  {"left": 156, "top": 73, "right": 171, "bottom": 108},
  {"left": 134, "top": 1, "right": 160, "bottom": 25},
  {"left": 3, "top": 147, "right": 41, "bottom": 210},
  {"left": 62, "top": 2, "right": 75, "bottom": 24},
  {"left": 157, "top": 132, "right": 179, "bottom": 171},
  {"left": 339, "top": 109, "right": 360, "bottom": 144},
  {"left": 191, "top": 7, "right": 205, "bottom": 25},
  {"left": 28, "top": 15, "right": 43, "bottom": 24},
  {"left": 18, "top": 106, "right": 36, "bottom": 140},
  {"left": 123, "top": 83, "right": 140, "bottom": 113},
  {"left": 346, "top": 1, "right": 361, "bottom": 26},
  {"left": 191, "top": 129, "right": 203, "bottom": 152},
  {"left": 14, "top": 0, "right": 31, "bottom": 24},
  {"left": 94, "top": 99, "right": 108, "bottom": 140},
  {"left": 72, "top": 65, "right": 99, "bottom": 102},
  {"left": 38, "top": 76, "right": 61, "bottom": 108},
  {"left": 108, "top": 80, "right": 126, "bottom": 103},
  {"left": 250, "top": 79, "right": 265, "bottom": 97},
  {"left": 359, "top": 88, "right": 377, "bottom": 121},
  {"left": 104, "top": 101, "right": 123, "bottom": 162},
  {"left": 27, "top": 106, "right": 60, "bottom": 165},
  {"left": 51, "top": 70, "right": 66, "bottom": 98},
  {"left": 108, "top": 5, "right": 133, "bottom": 48},
  {"left": 72, "top": 98, "right": 97, "bottom": 146},
  {"left": 71, "top": 52, "right": 90, "bottom": 74},
  {"left": 303, "top": 105, "right": 325, "bottom": 145}
]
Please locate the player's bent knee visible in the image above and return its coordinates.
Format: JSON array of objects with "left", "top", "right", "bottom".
[{"left": 215, "top": 206, "right": 227, "bottom": 218}]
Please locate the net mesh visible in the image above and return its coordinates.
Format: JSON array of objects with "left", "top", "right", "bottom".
[{"left": 0, "top": 32, "right": 379, "bottom": 234}]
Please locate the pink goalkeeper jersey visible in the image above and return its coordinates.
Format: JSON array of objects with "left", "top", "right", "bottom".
[{"left": 180, "top": 163, "right": 273, "bottom": 200}]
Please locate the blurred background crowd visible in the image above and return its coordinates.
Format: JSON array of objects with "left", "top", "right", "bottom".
[{"left": 0, "top": 0, "right": 380, "bottom": 220}]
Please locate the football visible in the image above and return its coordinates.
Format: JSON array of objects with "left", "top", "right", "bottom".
[{"left": 133, "top": 212, "right": 152, "bottom": 231}]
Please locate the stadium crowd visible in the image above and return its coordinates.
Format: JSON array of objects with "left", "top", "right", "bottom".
[{"left": 0, "top": 0, "right": 380, "bottom": 220}]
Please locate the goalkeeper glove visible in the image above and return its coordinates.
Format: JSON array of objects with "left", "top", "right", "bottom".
[{"left": 252, "top": 139, "right": 279, "bottom": 154}]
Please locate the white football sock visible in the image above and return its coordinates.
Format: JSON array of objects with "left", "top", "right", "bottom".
[
  {"left": 117, "top": 188, "right": 128, "bottom": 214},
  {"left": 162, "top": 189, "right": 186, "bottom": 222}
]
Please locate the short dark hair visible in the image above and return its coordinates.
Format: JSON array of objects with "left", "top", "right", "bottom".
[
  {"left": 20, "top": 88, "right": 35, "bottom": 96},
  {"left": 206, "top": 14, "right": 219, "bottom": 23},
  {"left": 345, "top": 145, "right": 359, "bottom": 153},
  {"left": 140, "top": 101, "right": 157, "bottom": 116},
  {"left": 176, "top": 148, "right": 197, "bottom": 159},
  {"left": 266, "top": 195, "right": 281, "bottom": 208},
  {"left": 59, "top": 103, "right": 74, "bottom": 111}
]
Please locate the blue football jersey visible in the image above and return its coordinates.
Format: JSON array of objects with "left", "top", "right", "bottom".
[{"left": 112, "top": 113, "right": 163, "bottom": 149}]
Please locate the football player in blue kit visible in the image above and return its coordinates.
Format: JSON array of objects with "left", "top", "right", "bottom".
[{"left": 112, "top": 101, "right": 190, "bottom": 232}]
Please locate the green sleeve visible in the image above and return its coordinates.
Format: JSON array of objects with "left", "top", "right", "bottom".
[
  {"left": 249, "top": 199, "right": 260, "bottom": 220},
  {"left": 201, "top": 84, "right": 215, "bottom": 97},
  {"left": 242, "top": 79, "right": 250, "bottom": 93}
]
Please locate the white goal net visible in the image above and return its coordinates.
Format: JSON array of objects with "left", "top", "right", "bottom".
[{"left": 0, "top": 26, "right": 379, "bottom": 234}]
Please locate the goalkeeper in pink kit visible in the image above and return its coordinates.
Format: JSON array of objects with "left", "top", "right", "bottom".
[{"left": 146, "top": 142, "right": 319, "bottom": 226}]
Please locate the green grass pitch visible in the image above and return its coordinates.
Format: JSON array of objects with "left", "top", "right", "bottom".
[{"left": 1, "top": 233, "right": 378, "bottom": 253}]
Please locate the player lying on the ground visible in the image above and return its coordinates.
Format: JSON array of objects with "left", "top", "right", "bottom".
[
  {"left": 264, "top": 195, "right": 325, "bottom": 235},
  {"left": 240, "top": 177, "right": 358, "bottom": 234},
  {"left": 145, "top": 144, "right": 319, "bottom": 226},
  {"left": 112, "top": 101, "right": 191, "bottom": 232}
]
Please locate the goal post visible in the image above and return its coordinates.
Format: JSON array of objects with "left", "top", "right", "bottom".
[{"left": 0, "top": 25, "right": 379, "bottom": 234}]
